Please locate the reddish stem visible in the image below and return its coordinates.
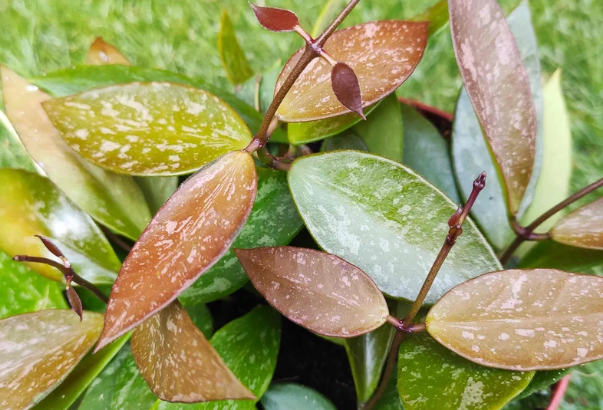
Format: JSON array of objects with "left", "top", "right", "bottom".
[
  {"left": 397, "top": 97, "right": 454, "bottom": 122},
  {"left": 547, "top": 375, "right": 571, "bottom": 410}
]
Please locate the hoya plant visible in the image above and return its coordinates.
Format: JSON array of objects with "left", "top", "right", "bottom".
[{"left": 0, "top": 0, "right": 600, "bottom": 409}]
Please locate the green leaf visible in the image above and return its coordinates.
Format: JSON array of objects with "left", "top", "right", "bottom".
[
  {"left": 111, "top": 348, "right": 158, "bottom": 410},
  {"left": 152, "top": 305, "right": 281, "bottom": 410},
  {"left": 261, "top": 383, "right": 336, "bottom": 410},
  {"left": 321, "top": 129, "right": 369, "bottom": 152},
  {"left": 0, "top": 250, "right": 66, "bottom": 319},
  {"left": 409, "top": 0, "right": 449, "bottom": 38},
  {"left": 353, "top": 95, "right": 403, "bottom": 162},
  {"left": 0, "top": 168, "right": 120, "bottom": 284},
  {"left": 32, "top": 334, "right": 130, "bottom": 410},
  {"left": 288, "top": 104, "right": 380, "bottom": 146},
  {"left": 218, "top": 10, "right": 254, "bottom": 85},
  {"left": 288, "top": 151, "right": 500, "bottom": 303},
  {"left": 451, "top": 1, "right": 543, "bottom": 249},
  {"left": 401, "top": 103, "right": 460, "bottom": 202},
  {"left": 2, "top": 66, "right": 151, "bottom": 240},
  {"left": 185, "top": 303, "right": 214, "bottom": 339},
  {"left": 345, "top": 309, "right": 395, "bottom": 403},
  {"left": 180, "top": 168, "right": 303, "bottom": 306},
  {"left": 398, "top": 334, "right": 533, "bottom": 410},
  {"left": 516, "top": 369, "right": 570, "bottom": 400},
  {"left": 135, "top": 176, "right": 179, "bottom": 215},
  {"left": 30, "top": 65, "right": 287, "bottom": 144},
  {"left": 519, "top": 240, "right": 603, "bottom": 272},
  {"left": 311, "top": 0, "right": 345, "bottom": 38},
  {"left": 373, "top": 371, "right": 403, "bottom": 410},
  {"left": 0, "top": 109, "right": 38, "bottom": 172}
]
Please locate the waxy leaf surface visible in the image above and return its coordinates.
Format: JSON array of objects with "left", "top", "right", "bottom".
[
  {"left": 288, "top": 151, "right": 500, "bottom": 303},
  {"left": 519, "top": 241, "right": 603, "bottom": 273},
  {"left": 398, "top": 334, "right": 533, "bottom": 410},
  {"left": 0, "top": 310, "right": 103, "bottom": 410},
  {"left": 354, "top": 94, "right": 403, "bottom": 162},
  {"left": 180, "top": 168, "right": 302, "bottom": 306},
  {"left": 427, "top": 269, "right": 603, "bottom": 370},
  {"left": 87, "top": 37, "right": 131, "bottom": 65},
  {"left": 44, "top": 82, "right": 251, "bottom": 176},
  {"left": 0, "top": 168, "right": 120, "bottom": 284},
  {"left": 0, "top": 110, "right": 38, "bottom": 172},
  {"left": 276, "top": 21, "right": 428, "bottom": 122},
  {"left": 112, "top": 349, "right": 158, "bottom": 410},
  {"left": 98, "top": 151, "right": 257, "bottom": 350},
  {"left": 550, "top": 198, "right": 603, "bottom": 250},
  {"left": 401, "top": 104, "right": 460, "bottom": 202},
  {"left": 236, "top": 246, "right": 388, "bottom": 337},
  {"left": 152, "top": 305, "right": 281, "bottom": 410},
  {"left": 219, "top": 11, "right": 254, "bottom": 85},
  {"left": 250, "top": 4, "right": 299, "bottom": 32},
  {"left": 132, "top": 301, "right": 254, "bottom": 403},
  {"left": 1, "top": 67, "right": 151, "bottom": 240},
  {"left": 261, "top": 384, "right": 336, "bottom": 410},
  {"left": 321, "top": 129, "right": 368, "bottom": 152},
  {"left": 451, "top": 1, "right": 543, "bottom": 248},
  {"left": 450, "top": 0, "right": 537, "bottom": 214}
]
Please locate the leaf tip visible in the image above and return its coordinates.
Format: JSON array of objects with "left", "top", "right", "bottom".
[{"left": 249, "top": 3, "right": 299, "bottom": 32}]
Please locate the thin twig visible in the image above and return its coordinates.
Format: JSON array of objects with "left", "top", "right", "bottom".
[
  {"left": 500, "top": 176, "right": 603, "bottom": 265},
  {"left": 547, "top": 375, "right": 571, "bottom": 410},
  {"left": 101, "top": 225, "right": 133, "bottom": 253}
]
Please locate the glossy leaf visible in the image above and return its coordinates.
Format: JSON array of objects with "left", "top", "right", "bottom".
[
  {"left": 321, "top": 129, "right": 369, "bottom": 152},
  {"left": 451, "top": 1, "right": 543, "bottom": 249},
  {"left": 288, "top": 151, "right": 500, "bottom": 303},
  {"left": 44, "top": 82, "right": 251, "bottom": 176},
  {"left": 398, "top": 334, "right": 533, "bottom": 410},
  {"left": 236, "top": 246, "right": 389, "bottom": 337},
  {"left": 288, "top": 103, "right": 379, "bottom": 146},
  {"left": 331, "top": 62, "right": 365, "bottom": 119},
  {"left": 185, "top": 303, "right": 215, "bottom": 339},
  {"left": 112, "top": 349, "right": 158, "bottom": 410},
  {"left": 427, "top": 269, "right": 603, "bottom": 370},
  {"left": 30, "top": 65, "right": 287, "bottom": 145},
  {"left": 250, "top": 4, "right": 299, "bottom": 32},
  {"left": 87, "top": 37, "right": 131, "bottom": 65},
  {"left": 31, "top": 334, "right": 130, "bottom": 410},
  {"left": 261, "top": 384, "right": 336, "bottom": 410},
  {"left": 135, "top": 176, "right": 179, "bottom": 215},
  {"left": 2, "top": 66, "right": 151, "bottom": 240},
  {"left": 97, "top": 151, "right": 257, "bottom": 350},
  {"left": 219, "top": 11, "right": 254, "bottom": 85},
  {"left": 152, "top": 305, "right": 281, "bottom": 410},
  {"left": 450, "top": 0, "right": 537, "bottom": 214},
  {"left": 519, "top": 240, "right": 603, "bottom": 272},
  {"left": 132, "top": 301, "right": 253, "bottom": 402},
  {"left": 550, "top": 198, "right": 603, "bottom": 250},
  {"left": 276, "top": 21, "right": 428, "bottom": 122},
  {"left": 0, "top": 109, "right": 38, "bottom": 172},
  {"left": 311, "top": 0, "right": 345, "bottom": 37},
  {"left": 354, "top": 94, "right": 403, "bottom": 162},
  {"left": 0, "top": 310, "right": 103, "bottom": 409},
  {"left": 0, "top": 168, "right": 120, "bottom": 284},
  {"left": 180, "top": 168, "right": 302, "bottom": 306},
  {"left": 515, "top": 369, "right": 570, "bottom": 400},
  {"left": 410, "top": 0, "right": 449, "bottom": 38},
  {"left": 401, "top": 104, "right": 460, "bottom": 202},
  {"left": 0, "top": 251, "right": 66, "bottom": 319}
]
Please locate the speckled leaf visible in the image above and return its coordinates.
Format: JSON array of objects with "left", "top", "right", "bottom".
[
  {"left": 97, "top": 151, "right": 257, "bottom": 350},
  {"left": 30, "top": 65, "right": 287, "bottom": 145},
  {"left": 135, "top": 177, "right": 179, "bottom": 215},
  {"left": 398, "top": 334, "right": 533, "bottom": 410},
  {"left": 219, "top": 11, "right": 254, "bottom": 85},
  {"left": 0, "top": 109, "right": 38, "bottom": 172},
  {"left": 344, "top": 308, "right": 395, "bottom": 403},
  {"left": 401, "top": 104, "right": 460, "bottom": 202},
  {"left": 261, "top": 384, "right": 336, "bottom": 410},
  {"left": 111, "top": 348, "right": 158, "bottom": 410},
  {"left": 354, "top": 94, "right": 403, "bottom": 162},
  {"left": 236, "top": 247, "right": 388, "bottom": 337},
  {"left": 427, "top": 269, "right": 603, "bottom": 370},
  {"left": 276, "top": 21, "right": 427, "bottom": 122},
  {"left": 1, "top": 66, "right": 151, "bottom": 240},
  {"left": 410, "top": 0, "right": 449, "bottom": 37},
  {"left": 321, "top": 129, "right": 368, "bottom": 152},
  {"left": 0, "top": 168, "right": 120, "bottom": 284},
  {"left": 0, "top": 251, "right": 66, "bottom": 319},
  {"left": 250, "top": 4, "right": 299, "bottom": 32},
  {"left": 0, "top": 310, "right": 103, "bottom": 410},
  {"left": 519, "top": 241, "right": 603, "bottom": 272},
  {"left": 87, "top": 37, "right": 131, "bottom": 65},
  {"left": 43, "top": 82, "right": 251, "bottom": 176},
  {"left": 132, "top": 301, "right": 253, "bottom": 403},
  {"left": 152, "top": 305, "right": 281, "bottom": 410},
  {"left": 450, "top": 0, "right": 537, "bottom": 214},
  {"left": 31, "top": 334, "right": 130, "bottom": 410},
  {"left": 180, "top": 168, "right": 302, "bottom": 306},
  {"left": 451, "top": 1, "right": 543, "bottom": 249},
  {"left": 288, "top": 104, "right": 379, "bottom": 146},
  {"left": 550, "top": 198, "right": 603, "bottom": 250},
  {"left": 519, "top": 70, "right": 571, "bottom": 231},
  {"left": 288, "top": 151, "right": 500, "bottom": 303}
]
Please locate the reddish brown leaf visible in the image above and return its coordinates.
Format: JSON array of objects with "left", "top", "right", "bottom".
[
  {"left": 331, "top": 62, "right": 365, "bottom": 120},
  {"left": 551, "top": 197, "right": 603, "bottom": 250},
  {"left": 250, "top": 3, "right": 299, "bottom": 32},
  {"left": 235, "top": 246, "right": 389, "bottom": 337},
  {"left": 96, "top": 151, "right": 257, "bottom": 351},
  {"left": 132, "top": 301, "right": 254, "bottom": 403},
  {"left": 86, "top": 37, "right": 131, "bottom": 65},
  {"left": 35, "top": 234, "right": 65, "bottom": 259},
  {"left": 66, "top": 286, "right": 84, "bottom": 321}
]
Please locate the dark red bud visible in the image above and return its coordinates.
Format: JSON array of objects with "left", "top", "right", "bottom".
[
  {"left": 66, "top": 286, "right": 83, "bottom": 321},
  {"left": 249, "top": 3, "right": 299, "bottom": 32},
  {"left": 331, "top": 62, "right": 365, "bottom": 120}
]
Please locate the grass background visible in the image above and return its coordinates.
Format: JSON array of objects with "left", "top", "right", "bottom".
[{"left": 0, "top": 0, "right": 601, "bottom": 407}]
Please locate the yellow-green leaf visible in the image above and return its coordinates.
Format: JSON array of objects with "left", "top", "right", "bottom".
[{"left": 218, "top": 11, "right": 254, "bottom": 85}]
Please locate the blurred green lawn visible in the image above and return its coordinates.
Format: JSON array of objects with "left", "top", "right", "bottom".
[{"left": 0, "top": 0, "right": 601, "bottom": 407}]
